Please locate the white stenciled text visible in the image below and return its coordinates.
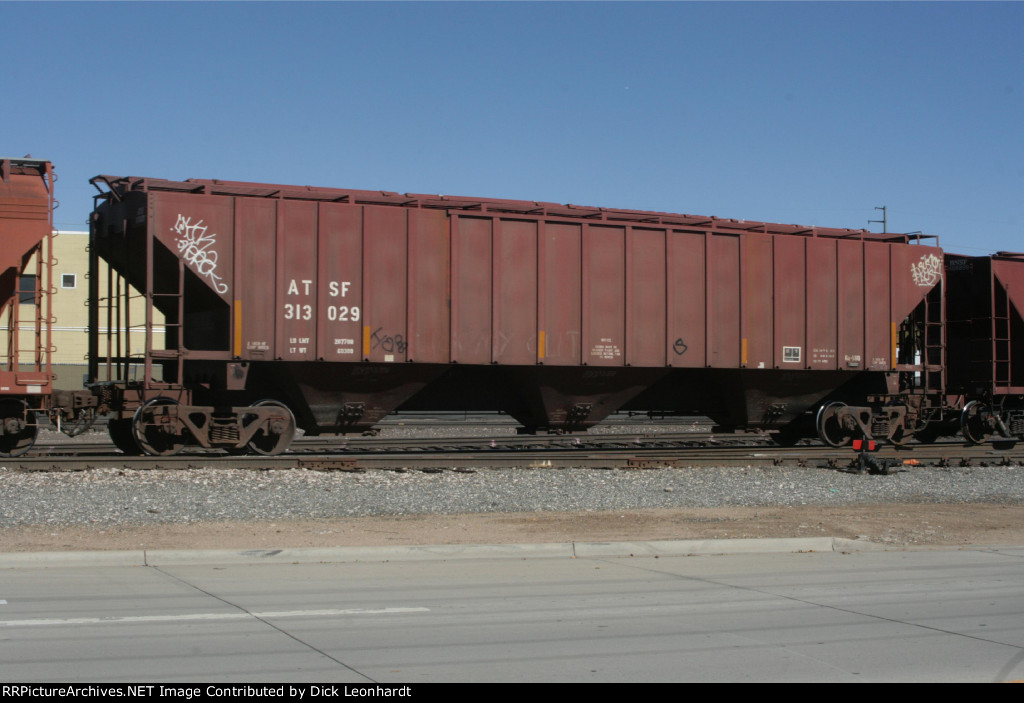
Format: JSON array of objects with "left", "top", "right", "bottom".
[{"left": 282, "top": 279, "right": 359, "bottom": 323}]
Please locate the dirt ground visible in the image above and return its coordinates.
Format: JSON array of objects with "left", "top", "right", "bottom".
[{"left": 4, "top": 503, "right": 1024, "bottom": 552}]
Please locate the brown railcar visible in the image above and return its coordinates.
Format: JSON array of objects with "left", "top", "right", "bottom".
[
  {"left": 85, "top": 174, "right": 947, "bottom": 454},
  {"left": 0, "top": 159, "right": 55, "bottom": 456}
]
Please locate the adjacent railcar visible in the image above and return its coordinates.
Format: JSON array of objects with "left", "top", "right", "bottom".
[
  {"left": 87, "top": 174, "right": 946, "bottom": 455},
  {"left": 0, "top": 159, "right": 55, "bottom": 456},
  {"left": 945, "top": 252, "right": 1024, "bottom": 443}
]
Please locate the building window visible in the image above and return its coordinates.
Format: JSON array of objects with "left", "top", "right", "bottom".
[
  {"left": 62, "top": 273, "right": 77, "bottom": 289},
  {"left": 18, "top": 275, "right": 37, "bottom": 304}
]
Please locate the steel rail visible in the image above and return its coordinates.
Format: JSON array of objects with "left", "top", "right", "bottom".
[{"left": 7, "top": 434, "right": 1022, "bottom": 473}]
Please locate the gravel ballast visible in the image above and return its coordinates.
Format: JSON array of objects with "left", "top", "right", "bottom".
[{"left": 2, "top": 463, "right": 1022, "bottom": 529}]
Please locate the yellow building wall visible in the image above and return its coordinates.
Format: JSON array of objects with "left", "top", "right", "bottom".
[{"left": 0, "top": 230, "right": 164, "bottom": 389}]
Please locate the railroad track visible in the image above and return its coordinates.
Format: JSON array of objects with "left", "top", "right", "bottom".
[{"left": 8, "top": 429, "right": 1023, "bottom": 474}]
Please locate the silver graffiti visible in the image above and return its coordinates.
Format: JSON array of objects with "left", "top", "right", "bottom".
[
  {"left": 911, "top": 253, "right": 942, "bottom": 287},
  {"left": 171, "top": 214, "right": 229, "bottom": 295}
]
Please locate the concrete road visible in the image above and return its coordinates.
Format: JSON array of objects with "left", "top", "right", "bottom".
[{"left": 2, "top": 542, "right": 1023, "bottom": 682}]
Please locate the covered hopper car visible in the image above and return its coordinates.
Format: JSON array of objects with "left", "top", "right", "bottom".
[
  {"left": 83, "top": 172, "right": 951, "bottom": 455},
  {"left": 943, "top": 251, "right": 1024, "bottom": 443},
  {"left": 0, "top": 159, "right": 56, "bottom": 456},
  {"left": 2, "top": 161, "right": 1023, "bottom": 456}
]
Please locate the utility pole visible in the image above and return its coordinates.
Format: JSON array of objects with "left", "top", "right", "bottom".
[{"left": 869, "top": 206, "right": 887, "bottom": 233}]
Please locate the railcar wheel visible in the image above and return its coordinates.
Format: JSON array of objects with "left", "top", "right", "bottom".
[
  {"left": 960, "top": 401, "right": 993, "bottom": 445},
  {"left": 816, "top": 402, "right": 853, "bottom": 447},
  {"left": 0, "top": 400, "right": 39, "bottom": 458},
  {"left": 132, "top": 397, "right": 186, "bottom": 456},
  {"left": 245, "top": 400, "right": 296, "bottom": 456},
  {"left": 108, "top": 418, "right": 142, "bottom": 455}
]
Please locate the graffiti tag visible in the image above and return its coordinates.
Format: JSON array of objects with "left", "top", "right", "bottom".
[
  {"left": 172, "top": 214, "right": 229, "bottom": 295},
  {"left": 371, "top": 327, "right": 407, "bottom": 354},
  {"left": 911, "top": 253, "right": 942, "bottom": 287}
]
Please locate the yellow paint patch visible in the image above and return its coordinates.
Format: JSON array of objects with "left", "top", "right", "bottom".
[{"left": 234, "top": 301, "right": 242, "bottom": 357}]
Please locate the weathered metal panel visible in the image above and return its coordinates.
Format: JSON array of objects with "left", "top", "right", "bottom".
[
  {"left": 275, "top": 199, "right": 317, "bottom": 362},
  {"left": 707, "top": 234, "right": 741, "bottom": 367},
  {"left": 626, "top": 228, "right": 666, "bottom": 368},
  {"left": 666, "top": 230, "right": 705, "bottom": 368},
  {"left": 773, "top": 235, "right": 806, "bottom": 369},
  {"left": 316, "top": 203, "right": 362, "bottom": 361},
  {"left": 493, "top": 218, "right": 537, "bottom": 366},
  {"left": 234, "top": 198, "right": 277, "bottom": 359},
  {"left": 806, "top": 238, "right": 838, "bottom": 370},
  {"left": 451, "top": 215, "right": 491, "bottom": 364},
  {"left": 0, "top": 160, "right": 51, "bottom": 277},
  {"left": 864, "top": 241, "right": 892, "bottom": 370},
  {"left": 407, "top": 208, "right": 449, "bottom": 364},
  {"left": 837, "top": 239, "right": 865, "bottom": 370},
  {"left": 583, "top": 225, "right": 625, "bottom": 366},
  {"left": 362, "top": 206, "right": 408, "bottom": 363},
  {"left": 541, "top": 222, "right": 581, "bottom": 365},
  {"left": 741, "top": 234, "right": 773, "bottom": 370}
]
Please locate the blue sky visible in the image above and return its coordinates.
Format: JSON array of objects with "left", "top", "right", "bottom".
[{"left": 4, "top": 1, "right": 1022, "bottom": 255}]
